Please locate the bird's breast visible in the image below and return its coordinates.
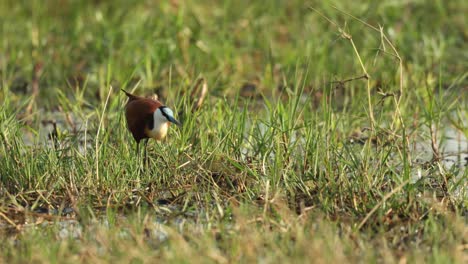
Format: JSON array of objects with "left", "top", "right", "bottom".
[{"left": 145, "top": 121, "right": 169, "bottom": 141}]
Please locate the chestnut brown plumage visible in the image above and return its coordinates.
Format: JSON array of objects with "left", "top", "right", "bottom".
[
  {"left": 122, "top": 90, "right": 162, "bottom": 143},
  {"left": 121, "top": 89, "right": 181, "bottom": 163}
]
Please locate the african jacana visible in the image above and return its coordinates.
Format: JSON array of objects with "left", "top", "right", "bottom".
[{"left": 121, "top": 89, "right": 181, "bottom": 163}]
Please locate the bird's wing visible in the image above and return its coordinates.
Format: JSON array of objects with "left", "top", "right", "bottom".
[{"left": 124, "top": 98, "right": 163, "bottom": 142}]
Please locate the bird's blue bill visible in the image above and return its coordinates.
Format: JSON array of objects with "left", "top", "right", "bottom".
[
  {"left": 160, "top": 107, "right": 182, "bottom": 127},
  {"left": 167, "top": 115, "right": 182, "bottom": 126}
]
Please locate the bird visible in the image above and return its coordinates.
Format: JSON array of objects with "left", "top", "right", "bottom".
[{"left": 121, "top": 89, "right": 181, "bottom": 163}]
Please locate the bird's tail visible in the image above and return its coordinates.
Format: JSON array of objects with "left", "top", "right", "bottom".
[{"left": 121, "top": 89, "right": 139, "bottom": 100}]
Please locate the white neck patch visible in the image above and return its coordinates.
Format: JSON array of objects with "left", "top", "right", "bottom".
[{"left": 146, "top": 108, "right": 169, "bottom": 140}]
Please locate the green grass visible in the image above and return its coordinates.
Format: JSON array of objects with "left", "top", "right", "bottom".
[{"left": 0, "top": 0, "right": 467, "bottom": 263}]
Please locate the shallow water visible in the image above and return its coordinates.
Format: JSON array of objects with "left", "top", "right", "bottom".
[
  {"left": 11, "top": 106, "right": 467, "bottom": 234},
  {"left": 21, "top": 108, "right": 468, "bottom": 196}
]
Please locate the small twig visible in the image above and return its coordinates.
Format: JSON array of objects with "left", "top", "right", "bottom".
[
  {"left": 0, "top": 211, "right": 19, "bottom": 230},
  {"left": 376, "top": 89, "right": 396, "bottom": 106},
  {"left": 25, "top": 62, "right": 43, "bottom": 122},
  {"left": 357, "top": 179, "right": 410, "bottom": 230},
  {"left": 58, "top": 105, "right": 77, "bottom": 133},
  {"left": 371, "top": 48, "right": 400, "bottom": 60},
  {"left": 65, "top": 185, "right": 79, "bottom": 216},
  {"left": 331, "top": 5, "right": 405, "bottom": 131},
  {"left": 190, "top": 78, "right": 204, "bottom": 99},
  {"left": 192, "top": 80, "right": 208, "bottom": 112},
  {"left": 310, "top": 7, "right": 375, "bottom": 129},
  {"left": 263, "top": 180, "right": 270, "bottom": 220},
  {"left": 95, "top": 85, "right": 113, "bottom": 184},
  {"left": 176, "top": 160, "right": 191, "bottom": 170},
  {"left": 331, "top": 74, "right": 369, "bottom": 85},
  {"left": 313, "top": 5, "right": 411, "bottom": 163},
  {"left": 430, "top": 124, "right": 440, "bottom": 161}
]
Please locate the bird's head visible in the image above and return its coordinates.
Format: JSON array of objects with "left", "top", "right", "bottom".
[{"left": 156, "top": 106, "right": 182, "bottom": 127}]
